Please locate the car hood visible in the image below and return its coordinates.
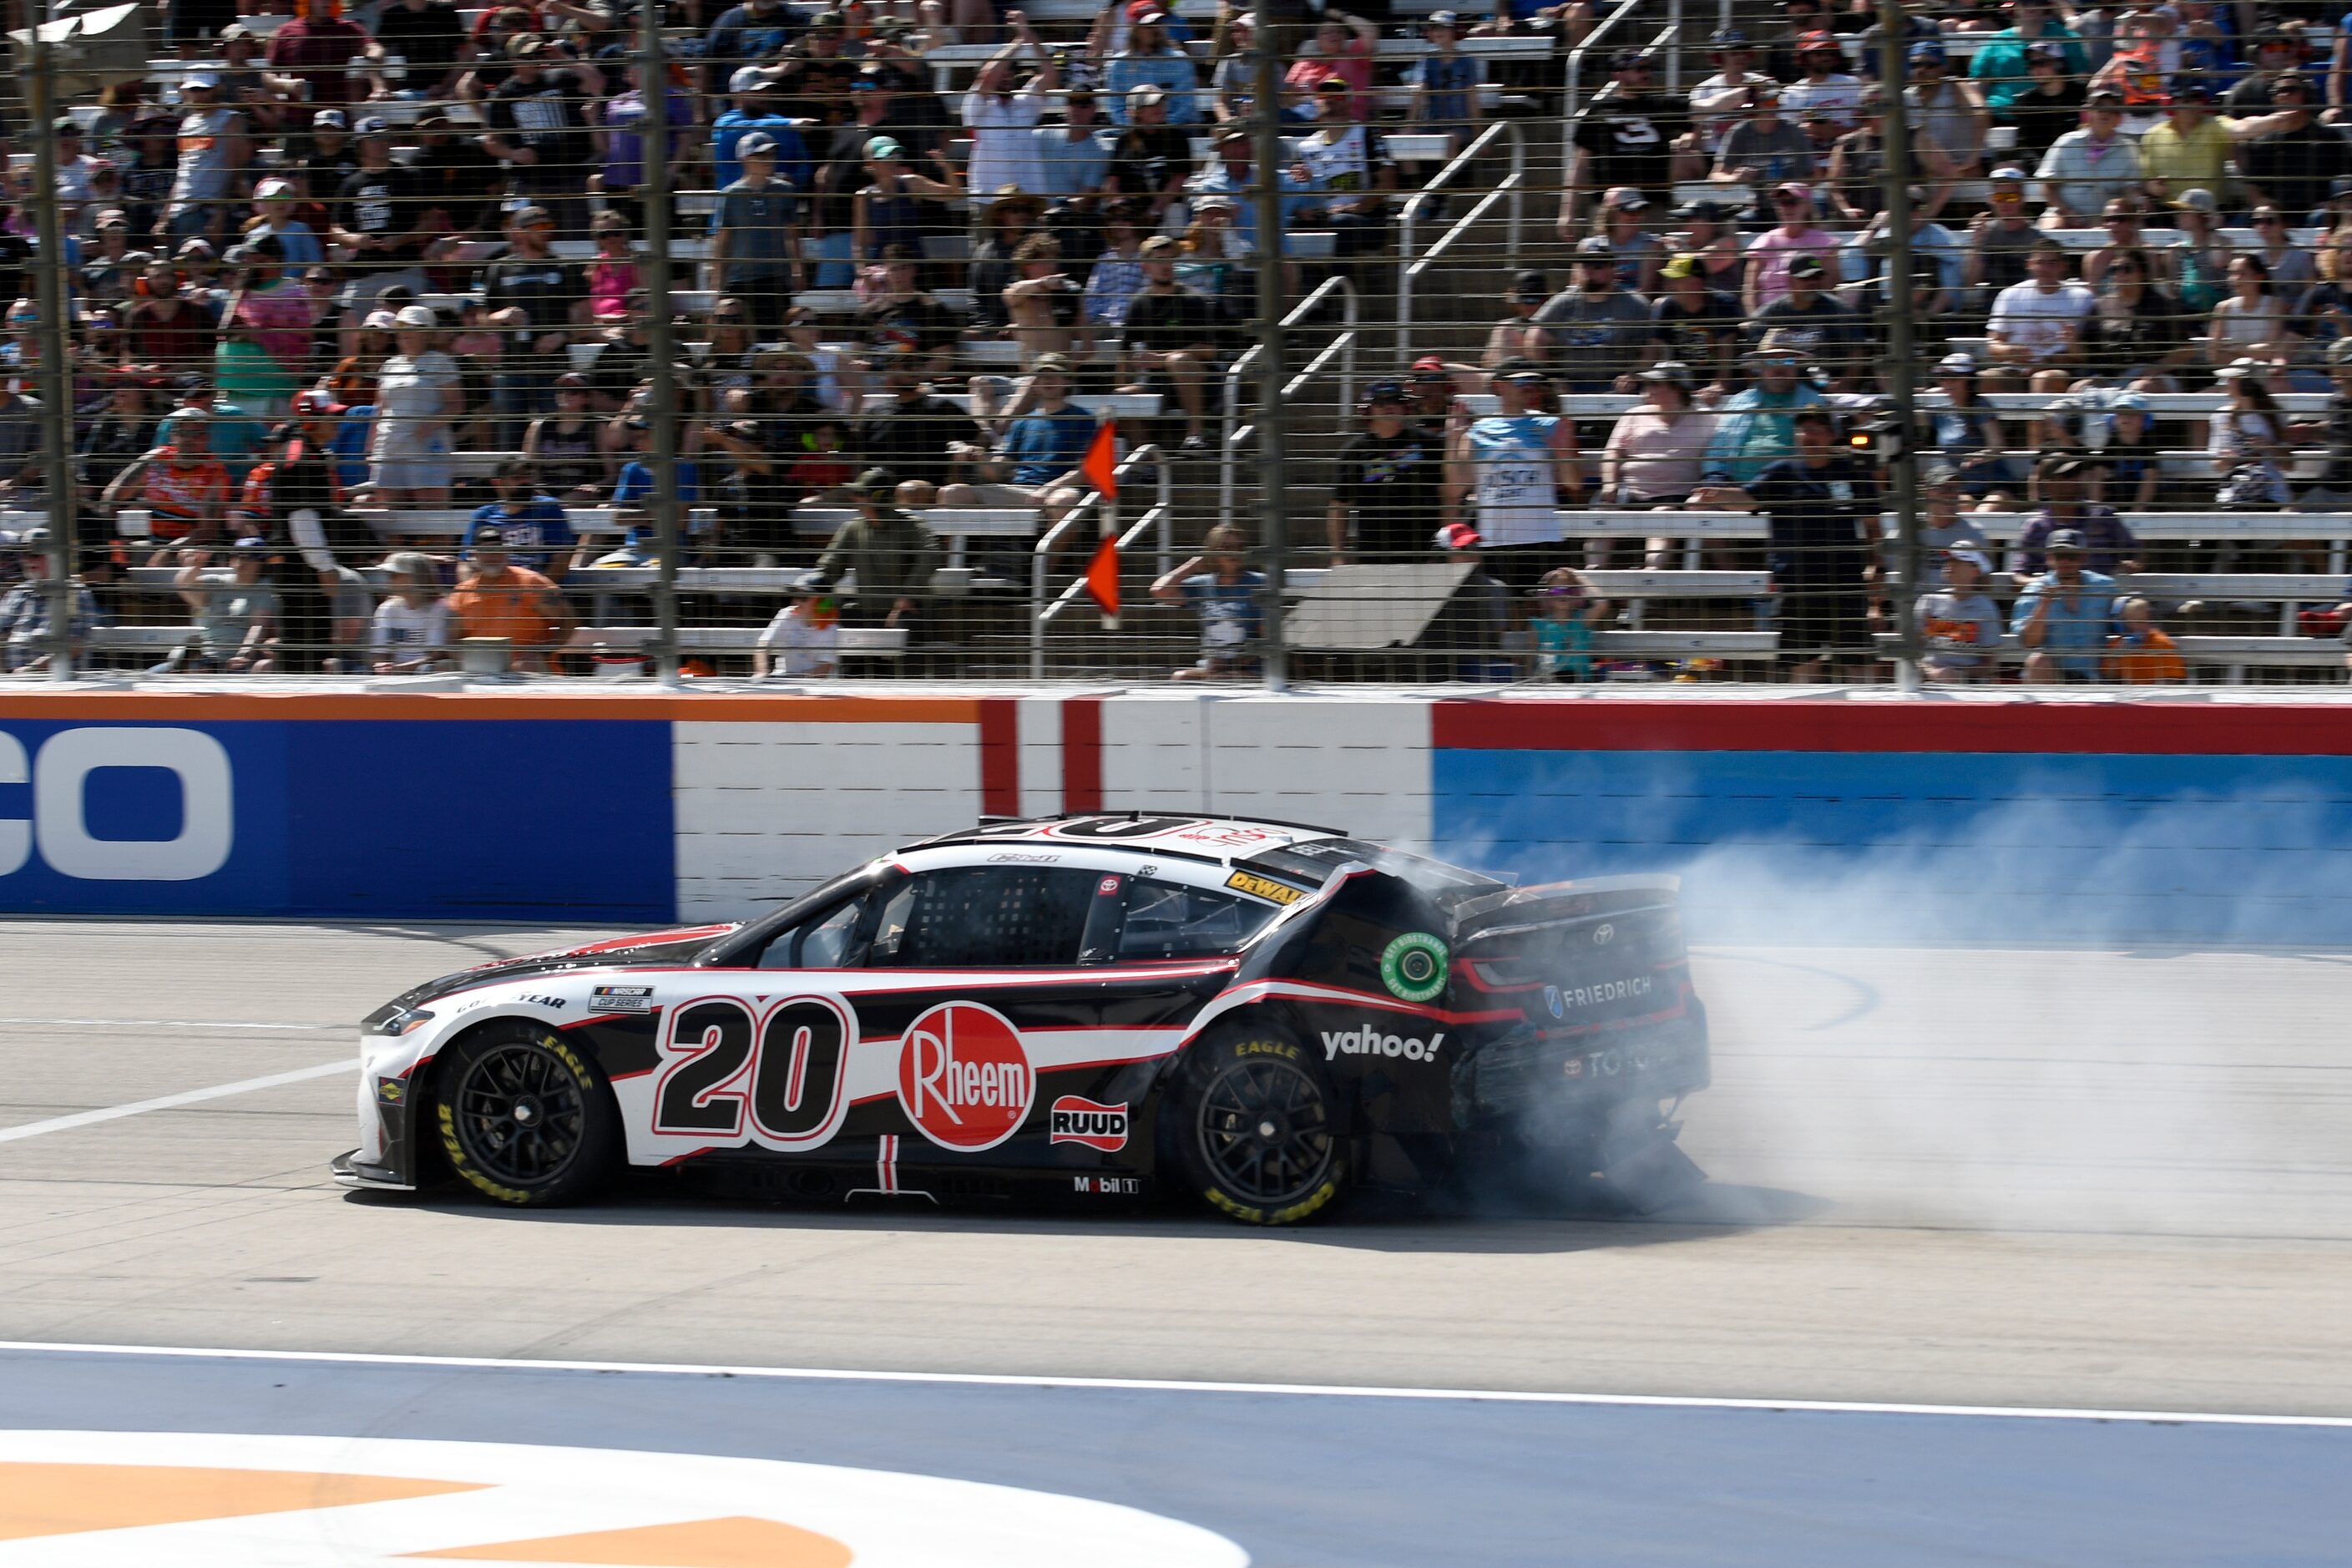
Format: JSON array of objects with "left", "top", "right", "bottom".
[{"left": 368, "top": 923, "right": 741, "bottom": 1018}]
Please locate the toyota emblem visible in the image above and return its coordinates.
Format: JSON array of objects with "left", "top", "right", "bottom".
[{"left": 1592, "top": 923, "right": 1615, "bottom": 945}]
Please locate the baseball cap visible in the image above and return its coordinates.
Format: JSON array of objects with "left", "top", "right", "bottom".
[
  {"left": 1611, "top": 48, "right": 1653, "bottom": 70},
  {"left": 1140, "top": 234, "right": 1180, "bottom": 255},
  {"left": 512, "top": 205, "right": 554, "bottom": 227},
  {"left": 738, "top": 131, "right": 779, "bottom": 156},
  {"left": 1660, "top": 252, "right": 1704, "bottom": 281},
  {"left": 1638, "top": 361, "right": 1693, "bottom": 387},
  {"left": 1606, "top": 188, "right": 1651, "bottom": 211},
  {"left": 1032, "top": 352, "right": 1074, "bottom": 373},
  {"left": 363, "top": 308, "right": 399, "bottom": 331},
  {"left": 866, "top": 136, "right": 905, "bottom": 160},
  {"left": 846, "top": 466, "right": 898, "bottom": 495},
  {"left": 1575, "top": 234, "right": 1615, "bottom": 257},
  {"left": 1773, "top": 180, "right": 1813, "bottom": 202},
  {"left": 730, "top": 65, "right": 771, "bottom": 93},
  {"left": 1947, "top": 548, "right": 1992, "bottom": 573},
  {"left": 1936, "top": 352, "right": 1978, "bottom": 376},
  {"left": 2111, "top": 390, "right": 2150, "bottom": 412},
  {"left": 2045, "top": 528, "right": 2088, "bottom": 553},
  {"left": 1909, "top": 39, "right": 1946, "bottom": 61},
  {"left": 1788, "top": 253, "right": 1826, "bottom": 279},
  {"left": 183, "top": 70, "right": 220, "bottom": 89},
  {"left": 1797, "top": 28, "right": 1838, "bottom": 48},
  {"left": 1920, "top": 459, "right": 1960, "bottom": 488},
  {"left": 1436, "top": 522, "right": 1483, "bottom": 551},
  {"left": 1510, "top": 268, "right": 1549, "bottom": 300},
  {"left": 1674, "top": 198, "right": 1730, "bottom": 222},
  {"left": 394, "top": 305, "right": 438, "bottom": 330},
  {"left": 2172, "top": 188, "right": 2219, "bottom": 214},
  {"left": 13, "top": 525, "right": 51, "bottom": 549},
  {"left": 471, "top": 524, "right": 509, "bottom": 549},
  {"left": 1748, "top": 329, "right": 1803, "bottom": 358},
  {"left": 232, "top": 535, "right": 271, "bottom": 554},
  {"left": 1990, "top": 164, "right": 2030, "bottom": 184},
  {"left": 1424, "top": 9, "right": 1460, "bottom": 25},
  {"left": 1494, "top": 361, "right": 1551, "bottom": 385},
  {"left": 1411, "top": 355, "right": 1449, "bottom": 381},
  {"left": 355, "top": 115, "right": 392, "bottom": 138},
  {"left": 1707, "top": 26, "right": 1748, "bottom": 46},
  {"left": 313, "top": 109, "right": 348, "bottom": 129},
  {"left": 2215, "top": 357, "right": 2261, "bottom": 379},
  {"left": 292, "top": 389, "right": 346, "bottom": 417},
  {"left": 1130, "top": 83, "right": 1168, "bottom": 109},
  {"left": 254, "top": 177, "right": 294, "bottom": 200},
  {"left": 1363, "top": 378, "right": 1409, "bottom": 403}
]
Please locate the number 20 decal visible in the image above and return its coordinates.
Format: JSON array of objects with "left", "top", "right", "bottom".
[{"left": 652, "top": 994, "right": 855, "bottom": 1150}]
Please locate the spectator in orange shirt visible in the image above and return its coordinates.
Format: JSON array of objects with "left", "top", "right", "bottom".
[
  {"left": 98, "top": 408, "right": 235, "bottom": 549},
  {"left": 2103, "top": 595, "right": 2188, "bottom": 684},
  {"left": 446, "top": 524, "right": 577, "bottom": 673}
]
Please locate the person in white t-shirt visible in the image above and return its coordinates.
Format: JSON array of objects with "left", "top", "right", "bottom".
[
  {"left": 1986, "top": 239, "right": 2094, "bottom": 392},
  {"left": 756, "top": 583, "right": 841, "bottom": 678},
  {"left": 963, "top": 16, "right": 1059, "bottom": 201},
  {"left": 369, "top": 551, "right": 452, "bottom": 675},
  {"left": 1779, "top": 30, "right": 1864, "bottom": 130}
]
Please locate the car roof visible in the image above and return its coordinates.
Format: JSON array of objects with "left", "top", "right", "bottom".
[{"left": 908, "top": 812, "right": 1350, "bottom": 867}]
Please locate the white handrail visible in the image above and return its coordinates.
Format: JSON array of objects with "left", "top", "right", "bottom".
[
  {"left": 1216, "top": 276, "right": 1358, "bottom": 534},
  {"left": 1029, "top": 444, "right": 1168, "bottom": 679},
  {"left": 1397, "top": 119, "right": 1525, "bottom": 362}
]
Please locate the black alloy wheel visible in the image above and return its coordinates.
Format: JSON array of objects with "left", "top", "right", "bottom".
[
  {"left": 435, "top": 1025, "right": 618, "bottom": 1206},
  {"left": 1170, "top": 1027, "right": 1348, "bottom": 1225}
]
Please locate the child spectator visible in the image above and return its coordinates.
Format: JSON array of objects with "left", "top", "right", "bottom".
[
  {"left": 1530, "top": 568, "right": 1606, "bottom": 682},
  {"left": 169, "top": 539, "right": 280, "bottom": 673},
  {"left": 368, "top": 551, "right": 452, "bottom": 675},
  {"left": 585, "top": 212, "right": 641, "bottom": 321},
  {"left": 754, "top": 582, "right": 842, "bottom": 678},
  {"left": 1407, "top": 11, "right": 1485, "bottom": 156},
  {"left": 1150, "top": 523, "right": 1263, "bottom": 681},
  {"left": 788, "top": 419, "right": 858, "bottom": 504},
  {"left": 2104, "top": 595, "right": 2188, "bottom": 682},
  {"left": 1920, "top": 548, "right": 2006, "bottom": 682}
]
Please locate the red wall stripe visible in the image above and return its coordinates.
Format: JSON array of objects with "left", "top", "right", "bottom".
[
  {"left": 979, "top": 698, "right": 1020, "bottom": 817},
  {"left": 1431, "top": 700, "right": 2352, "bottom": 756},
  {"left": 1061, "top": 696, "right": 1104, "bottom": 812}
]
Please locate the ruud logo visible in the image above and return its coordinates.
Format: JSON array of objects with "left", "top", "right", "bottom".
[
  {"left": 1048, "top": 1095, "right": 1129, "bottom": 1151},
  {"left": 0, "top": 727, "right": 234, "bottom": 881}
]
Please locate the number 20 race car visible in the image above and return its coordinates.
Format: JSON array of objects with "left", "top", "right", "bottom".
[{"left": 334, "top": 814, "right": 1711, "bottom": 1225}]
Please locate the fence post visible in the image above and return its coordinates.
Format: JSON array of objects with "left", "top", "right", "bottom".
[
  {"left": 24, "top": 13, "right": 79, "bottom": 680},
  {"left": 1250, "top": 18, "right": 1288, "bottom": 691},
  {"left": 640, "top": 1, "right": 682, "bottom": 684},
  {"left": 1879, "top": 0, "right": 1925, "bottom": 693}
]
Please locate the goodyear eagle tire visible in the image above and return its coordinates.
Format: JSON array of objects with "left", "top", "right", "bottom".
[
  {"left": 1166, "top": 1023, "right": 1348, "bottom": 1226},
  {"left": 434, "top": 1022, "right": 620, "bottom": 1206}
]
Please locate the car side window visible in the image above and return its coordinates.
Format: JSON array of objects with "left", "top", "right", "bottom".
[
  {"left": 865, "top": 866, "right": 1099, "bottom": 968},
  {"left": 756, "top": 894, "right": 867, "bottom": 970},
  {"left": 1118, "top": 878, "right": 1281, "bottom": 961}
]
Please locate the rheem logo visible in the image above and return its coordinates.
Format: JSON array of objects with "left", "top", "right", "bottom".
[
  {"left": 0, "top": 727, "right": 234, "bottom": 882},
  {"left": 897, "top": 1001, "right": 1034, "bottom": 1151}
]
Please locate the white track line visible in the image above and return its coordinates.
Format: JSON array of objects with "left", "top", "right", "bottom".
[
  {"left": 0, "top": 1061, "right": 356, "bottom": 1145},
  {"left": 0, "top": 1017, "right": 342, "bottom": 1031},
  {"left": 1, "top": 1341, "right": 2347, "bottom": 1430}
]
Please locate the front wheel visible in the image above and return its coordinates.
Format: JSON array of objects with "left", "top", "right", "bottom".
[
  {"left": 1166, "top": 1024, "right": 1348, "bottom": 1226},
  {"left": 434, "top": 1023, "right": 620, "bottom": 1206}
]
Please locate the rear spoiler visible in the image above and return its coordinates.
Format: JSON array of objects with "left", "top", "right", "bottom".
[{"left": 1449, "top": 875, "right": 1682, "bottom": 946}]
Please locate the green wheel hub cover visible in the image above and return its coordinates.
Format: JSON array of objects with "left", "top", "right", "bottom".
[{"left": 1380, "top": 932, "right": 1449, "bottom": 1003}]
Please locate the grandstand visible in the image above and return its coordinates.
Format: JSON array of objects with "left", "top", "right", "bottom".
[{"left": 3, "top": 0, "right": 2352, "bottom": 687}]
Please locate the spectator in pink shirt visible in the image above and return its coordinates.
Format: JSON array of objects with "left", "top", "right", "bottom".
[
  {"left": 1743, "top": 182, "right": 1841, "bottom": 315},
  {"left": 1285, "top": 13, "right": 1379, "bottom": 122}
]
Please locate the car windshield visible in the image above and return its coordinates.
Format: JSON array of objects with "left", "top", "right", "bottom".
[{"left": 1245, "top": 839, "right": 1510, "bottom": 903}]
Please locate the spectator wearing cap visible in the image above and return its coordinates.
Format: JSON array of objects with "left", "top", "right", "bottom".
[
  {"left": 328, "top": 118, "right": 433, "bottom": 311},
  {"left": 1118, "top": 235, "right": 1223, "bottom": 450},
  {"left": 1587, "top": 188, "right": 1664, "bottom": 296},
  {"left": 939, "top": 354, "right": 1093, "bottom": 531},
  {"left": 2036, "top": 91, "right": 2146, "bottom": 229},
  {"left": 220, "top": 235, "right": 315, "bottom": 416},
  {"left": 1330, "top": 380, "right": 1444, "bottom": 564},
  {"left": 1648, "top": 252, "right": 1742, "bottom": 393},
  {"left": 2011, "top": 456, "right": 2140, "bottom": 581},
  {"left": 1665, "top": 198, "right": 1748, "bottom": 291},
  {"left": 1919, "top": 548, "right": 2006, "bottom": 683},
  {"left": 766, "top": 10, "right": 857, "bottom": 126},
  {"left": 2209, "top": 357, "right": 2301, "bottom": 518},
  {"left": 482, "top": 34, "right": 605, "bottom": 241},
  {"left": 858, "top": 245, "right": 961, "bottom": 380},
  {"left": 1186, "top": 129, "right": 1325, "bottom": 267},
  {"left": 1151, "top": 523, "right": 1264, "bottom": 682},
  {"left": 1783, "top": 29, "right": 1864, "bottom": 130},
  {"left": 1748, "top": 251, "right": 1869, "bottom": 390},
  {"left": 715, "top": 72, "right": 812, "bottom": 196},
  {"left": 0, "top": 530, "right": 99, "bottom": 674},
  {"left": 1601, "top": 360, "right": 1707, "bottom": 524},
  {"left": 1915, "top": 461, "right": 1992, "bottom": 577},
  {"left": 524, "top": 374, "right": 613, "bottom": 505},
  {"left": 2138, "top": 85, "right": 2232, "bottom": 205},
  {"left": 1929, "top": 354, "right": 2022, "bottom": 499},
  {"left": 711, "top": 132, "right": 807, "bottom": 336},
  {"left": 2225, "top": 27, "right": 2304, "bottom": 114},
  {"left": 1207, "top": 10, "right": 1267, "bottom": 127},
  {"left": 245, "top": 179, "right": 322, "bottom": 269},
  {"left": 123, "top": 255, "right": 218, "bottom": 375},
  {"left": 1292, "top": 78, "right": 1400, "bottom": 261},
  {"left": 1691, "top": 406, "right": 1884, "bottom": 683},
  {"left": 1684, "top": 29, "right": 1779, "bottom": 166},
  {"left": 1700, "top": 331, "right": 1829, "bottom": 484},
  {"left": 160, "top": 73, "right": 250, "bottom": 244},
  {"left": 1906, "top": 41, "right": 1990, "bottom": 179},
  {"left": 297, "top": 109, "right": 358, "bottom": 200},
  {"left": 1406, "top": 11, "right": 1485, "bottom": 156},
  {"left": 1530, "top": 238, "right": 1654, "bottom": 393},
  {"left": 853, "top": 140, "right": 961, "bottom": 271},
  {"left": 169, "top": 538, "right": 281, "bottom": 673},
  {"left": 2238, "top": 74, "right": 2352, "bottom": 217},
  {"left": 445, "top": 524, "right": 577, "bottom": 674},
  {"left": 1842, "top": 189, "right": 1964, "bottom": 337},
  {"left": 266, "top": 0, "right": 377, "bottom": 123},
  {"left": 964, "top": 17, "right": 1058, "bottom": 201},
  {"left": 372, "top": 0, "right": 470, "bottom": 101},
  {"left": 1970, "top": 0, "right": 2090, "bottom": 117},
  {"left": 2008, "top": 44, "right": 2090, "bottom": 173},
  {"left": 1986, "top": 239, "right": 2093, "bottom": 392},
  {"left": 1447, "top": 364, "right": 1584, "bottom": 586},
  {"left": 368, "top": 305, "right": 460, "bottom": 509},
  {"left": 2011, "top": 526, "right": 2117, "bottom": 682},
  {"left": 1966, "top": 165, "right": 2043, "bottom": 301},
  {"left": 754, "top": 579, "right": 841, "bottom": 679},
  {"left": 1742, "top": 185, "right": 1839, "bottom": 316},
  {"left": 857, "top": 351, "right": 982, "bottom": 488},
  {"left": 463, "top": 458, "right": 579, "bottom": 582},
  {"left": 1282, "top": 13, "right": 1378, "bottom": 124},
  {"left": 1406, "top": 356, "right": 1459, "bottom": 431},
  {"left": 1107, "top": 8, "right": 1201, "bottom": 126},
  {"left": 1105, "top": 88, "right": 1197, "bottom": 228},
  {"left": 807, "top": 467, "right": 942, "bottom": 661},
  {"left": 247, "top": 395, "right": 377, "bottom": 670},
  {"left": 482, "top": 205, "right": 585, "bottom": 446},
  {"left": 1710, "top": 85, "right": 1819, "bottom": 195},
  {"left": 2078, "top": 196, "right": 2175, "bottom": 294},
  {"left": 368, "top": 550, "right": 453, "bottom": 675},
  {"left": 1483, "top": 271, "right": 1553, "bottom": 369},
  {"left": 1561, "top": 50, "right": 1687, "bottom": 235},
  {"left": 2098, "top": 391, "right": 2163, "bottom": 510}
]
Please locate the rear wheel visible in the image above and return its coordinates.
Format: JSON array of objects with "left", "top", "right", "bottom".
[
  {"left": 434, "top": 1023, "right": 620, "bottom": 1206},
  {"left": 1166, "top": 1024, "right": 1348, "bottom": 1226}
]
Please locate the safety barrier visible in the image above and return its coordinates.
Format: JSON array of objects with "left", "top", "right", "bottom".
[{"left": 8, "top": 687, "right": 2352, "bottom": 943}]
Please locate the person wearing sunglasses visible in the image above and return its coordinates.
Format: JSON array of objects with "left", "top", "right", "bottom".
[{"left": 2237, "top": 73, "right": 2352, "bottom": 218}]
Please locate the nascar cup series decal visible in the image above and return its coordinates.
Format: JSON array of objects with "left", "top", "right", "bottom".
[
  {"left": 898, "top": 1000, "right": 1036, "bottom": 1151},
  {"left": 0, "top": 1431, "right": 1246, "bottom": 1567},
  {"left": 1378, "top": 931, "right": 1449, "bottom": 1004}
]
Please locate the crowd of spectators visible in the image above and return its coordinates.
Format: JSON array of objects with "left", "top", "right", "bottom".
[{"left": 9, "top": 0, "right": 2352, "bottom": 683}]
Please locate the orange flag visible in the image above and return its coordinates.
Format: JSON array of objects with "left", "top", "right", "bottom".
[
  {"left": 1081, "top": 419, "right": 1119, "bottom": 499},
  {"left": 1083, "top": 532, "right": 1120, "bottom": 620}
]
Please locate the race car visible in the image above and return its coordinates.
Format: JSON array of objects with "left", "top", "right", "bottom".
[{"left": 334, "top": 813, "right": 1709, "bottom": 1225}]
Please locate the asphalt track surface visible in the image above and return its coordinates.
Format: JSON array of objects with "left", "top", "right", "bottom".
[{"left": 3, "top": 920, "right": 2350, "bottom": 1564}]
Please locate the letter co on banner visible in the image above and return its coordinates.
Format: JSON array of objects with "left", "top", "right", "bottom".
[{"left": 0, "top": 726, "right": 235, "bottom": 882}]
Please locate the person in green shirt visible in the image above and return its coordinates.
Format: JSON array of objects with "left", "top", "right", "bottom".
[{"left": 1969, "top": 0, "right": 2090, "bottom": 116}]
